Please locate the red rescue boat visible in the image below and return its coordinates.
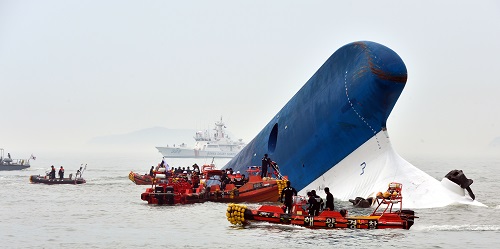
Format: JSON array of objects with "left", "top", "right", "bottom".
[
  {"left": 128, "top": 171, "right": 154, "bottom": 185},
  {"left": 226, "top": 182, "right": 418, "bottom": 230},
  {"left": 140, "top": 164, "right": 288, "bottom": 205}
]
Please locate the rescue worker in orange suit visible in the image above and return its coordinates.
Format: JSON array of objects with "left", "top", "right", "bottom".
[
  {"left": 261, "top": 154, "right": 271, "bottom": 178},
  {"left": 58, "top": 166, "right": 65, "bottom": 180},
  {"left": 280, "top": 181, "right": 298, "bottom": 214}
]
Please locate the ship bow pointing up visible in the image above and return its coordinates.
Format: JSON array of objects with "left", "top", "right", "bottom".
[{"left": 225, "top": 41, "right": 407, "bottom": 190}]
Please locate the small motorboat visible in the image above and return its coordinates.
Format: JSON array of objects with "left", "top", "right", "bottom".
[
  {"left": 129, "top": 171, "right": 154, "bottom": 185},
  {"left": 30, "top": 165, "right": 87, "bottom": 185},
  {"left": 0, "top": 148, "right": 33, "bottom": 171},
  {"left": 226, "top": 182, "right": 417, "bottom": 230},
  {"left": 29, "top": 175, "right": 86, "bottom": 185},
  {"left": 140, "top": 164, "right": 288, "bottom": 205}
]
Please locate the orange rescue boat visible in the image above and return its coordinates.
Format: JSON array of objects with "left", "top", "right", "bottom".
[
  {"left": 226, "top": 182, "right": 418, "bottom": 230},
  {"left": 141, "top": 164, "right": 288, "bottom": 205}
]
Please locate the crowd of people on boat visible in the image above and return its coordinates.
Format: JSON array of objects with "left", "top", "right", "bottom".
[
  {"left": 150, "top": 160, "right": 251, "bottom": 192},
  {"left": 149, "top": 159, "right": 202, "bottom": 188},
  {"left": 149, "top": 155, "right": 337, "bottom": 216},
  {"left": 220, "top": 168, "right": 248, "bottom": 190}
]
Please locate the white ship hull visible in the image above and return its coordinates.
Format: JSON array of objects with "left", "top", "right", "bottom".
[
  {"left": 301, "top": 130, "right": 485, "bottom": 209},
  {"left": 156, "top": 117, "right": 245, "bottom": 159},
  {"left": 156, "top": 146, "right": 240, "bottom": 158}
]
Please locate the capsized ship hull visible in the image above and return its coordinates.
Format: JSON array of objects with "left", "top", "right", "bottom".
[{"left": 223, "top": 41, "right": 483, "bottom": 208}]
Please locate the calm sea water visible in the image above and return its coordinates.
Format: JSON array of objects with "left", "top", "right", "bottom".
[{"left": 1, "top": 151, "right": 499, "bottom": 248}]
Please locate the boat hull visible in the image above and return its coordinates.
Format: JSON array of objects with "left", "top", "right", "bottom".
[
  {"left": 1, "top": 164, "right": 30, "bottom": 171},
  {"left": 141, "top": 178, "right": 284, "bottom": 205},
  {"left": 226, "top": 182, "right": 416, "bottom": 229},
  {"left": 129, "top": 171, "right": 153, "bottom": 185},
  {"left": 29, "top": 175, "right": 86, "bottom": 185},
  {"left": 226, "top": 203, "right": 416, "bottom": 230},
  {"left": 223, "top": 41, "right": 406, "bottom": 191},
  {"left": 156, "top": 146, "right": 239, "bottom": 158},
  {"left": 221, "top": 41, "right": 482, "bottom": 208}
]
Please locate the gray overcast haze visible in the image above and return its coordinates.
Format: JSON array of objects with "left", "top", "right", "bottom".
[{"left": 1, "top": 0, "right": 499, "bottom": 159}]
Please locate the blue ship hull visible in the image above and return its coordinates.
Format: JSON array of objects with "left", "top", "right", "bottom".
[
  {"left": 223, "top": 41, "right": 482, "bottom": 208},
  {"left": 225, "top": 41, "right": 405, "bottom": 190}
]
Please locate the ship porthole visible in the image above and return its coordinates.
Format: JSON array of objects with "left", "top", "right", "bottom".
[{"left": 268, "top": 123, "right": 278, "bottom": 153}]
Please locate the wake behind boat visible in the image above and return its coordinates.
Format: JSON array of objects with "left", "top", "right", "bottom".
[
  {"left": 0, "top": 148, "right": 34, "bottom": 171},
  {"left": 156, "top": 117, "right": 246, "bottom": 158}
]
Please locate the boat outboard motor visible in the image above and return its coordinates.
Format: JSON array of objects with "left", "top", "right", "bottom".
[
  {"left": 165, "top": 186, "right": 175, "bottom": 205},
  {"left": 349, "top": 197, "right": 374, "bottom": 208},
  {"left": 445, "top": 169, "right": 475, "bottom": 200},
  {"left": 155, "top": 186, "right": 165, "bottom": 205}
]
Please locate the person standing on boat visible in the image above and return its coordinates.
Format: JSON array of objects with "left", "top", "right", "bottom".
[
  {"left": 311, "top": 190, "right": 324, "bottom": 212},
  {"left": 280, "top": 181, "right": 298, "bottom": 214},
  {"left": 220, "top": 171, "right": 230, "bottom": 190},
  {"left": 58, "top": 166, "right": 65, "bottom": 180},
  {"left": 149, "top": 166, "right": 154, "bottom": 177},
  {"left": 49, "top": 165, "right": 56, "bottom": 180},
  {"left": 324, "top": 187, "right": 334, "bottom": 211},
  {"left": 307, "top": 191, "right": 319, "bottom": 216},
  {"left": 193, "top": 164, "right": 200, "bottom": 174},
  {"left": 261, "top": 154, "right": 271, "bottom": 178}
]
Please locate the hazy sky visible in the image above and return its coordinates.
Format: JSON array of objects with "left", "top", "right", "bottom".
[{"left": 1, "top": 1, "right": 499, "bottom": 158}]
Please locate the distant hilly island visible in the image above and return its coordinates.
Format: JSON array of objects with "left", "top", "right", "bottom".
[{"left": 88, "top": 127, "right": 197, "bottom": 148}]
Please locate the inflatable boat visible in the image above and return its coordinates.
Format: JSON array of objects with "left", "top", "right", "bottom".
[
  {"left": 226, "top": 182, "right": 417, "bottom": 230},
  {"left": 29, "top": 175, "right": 86, "bottom": 185}
]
